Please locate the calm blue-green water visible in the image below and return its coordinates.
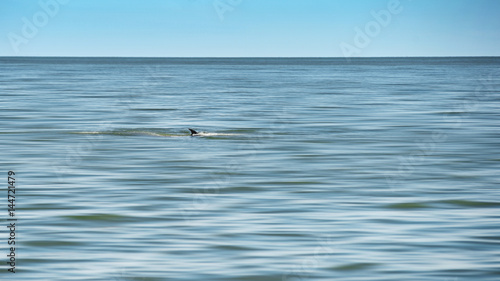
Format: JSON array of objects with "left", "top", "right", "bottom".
[{"left": 1, "top": 57, "right": 500, "bottom": 281}]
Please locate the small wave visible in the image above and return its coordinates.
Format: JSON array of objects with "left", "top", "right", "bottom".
[
  {"left": 72, "top": 130, "right": 241, "bottom": 138},
  {"left": 194, "top": 132, "right": 240, "bottom": 137},
  {"left": 330, "top": 262, "right": 378, "bottom": 271},
  {"left": 75, "top": 131, "right": 101, "bottom": 134},
  {"left": 439, "top": 200, "right": 500, "bottom": 208},
  {"left": 386, "top": 202, "right": 429, "bottom": 209},
  {"left": 63, "top": 213, "right": 132, "bottom": 222},
  {"left": 72, "top": 130, "right": 185, "bottom": 137},
  {"left": 385, "top": 200, "right": 500, "bottom": 210}
]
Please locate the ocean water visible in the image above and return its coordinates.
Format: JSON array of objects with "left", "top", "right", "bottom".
[{"left": 1, "top": 57, "right": 499, "bottom": 281}]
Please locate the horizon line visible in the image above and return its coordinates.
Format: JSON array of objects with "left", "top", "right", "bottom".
[{"left": 1, "top": 55, "right": 499, "bottom": 59}]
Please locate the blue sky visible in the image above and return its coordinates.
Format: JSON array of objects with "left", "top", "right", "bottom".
[{"left": 1, "top": 0, "right": 499, "bottom": 57}]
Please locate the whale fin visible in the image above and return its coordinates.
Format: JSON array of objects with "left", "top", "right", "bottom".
[{"left": 188, "top": 128, "right": 198, "bottom": 136}]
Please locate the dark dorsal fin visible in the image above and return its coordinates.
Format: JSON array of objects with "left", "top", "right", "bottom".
[{"left": 188, "top": 128, "right": 198, "bottom": 136}]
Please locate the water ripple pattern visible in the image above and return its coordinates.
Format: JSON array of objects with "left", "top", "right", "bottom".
[{"left": 0, "top": 57, "right": 499, "bottom": 281}]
